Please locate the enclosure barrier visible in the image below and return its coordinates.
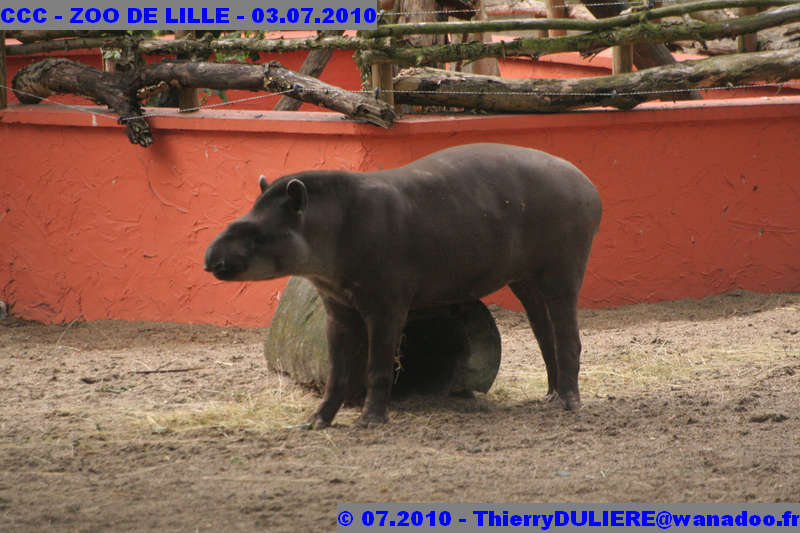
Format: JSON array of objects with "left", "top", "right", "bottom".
[
  {"left": 3, "top": 0, "right": 800, "bottom": 128},
  {"left": 2, "top": 96, "right": 799, "bottom": 327}
]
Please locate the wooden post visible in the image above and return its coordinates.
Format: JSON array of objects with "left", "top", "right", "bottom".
[
  {"left": 0, "top": 31, "right": 6, "bottom": 109},
  {"left": 545, "top": 0, "right": 567, "bottom": 37},
  {"left": 371, "top": 63, "right": 395, "bottom": 106},
  {"left": 174, "top": 30, "right": 201, "bottom": 111},
  {"left": 102, "top": 49, "right": 116, "bottom": 72},
  {"left": 612, "top": 45, "right": 634, "bottom": 74},
  {"left": 738, "top": 7, "right": 760, "bottom": 52},
  {"left": 465, "top": 0, "right": 500, "bottom": 76}
]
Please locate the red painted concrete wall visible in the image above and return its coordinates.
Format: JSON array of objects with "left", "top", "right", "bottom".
[{"left": 2, "top": 97, "right": 800, "bottom": 327}]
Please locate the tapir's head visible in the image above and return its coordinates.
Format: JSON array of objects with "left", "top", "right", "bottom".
[{"left": 204, "top": 176, "right": 310, "bottom": 281}]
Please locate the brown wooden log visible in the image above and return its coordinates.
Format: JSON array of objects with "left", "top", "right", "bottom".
[
  {"left": 11, "top": 58, "right": 153, "bottom": 146},
  {"left": 393, "top": 48, "right": 800, "bottom": 112},
  {"left": 262, "top": 62, "right": 396, "bottom": 127},
  {"left": 274, "top": 30, "right": 345, "bottom": 111},
  {"left": 6, "top": 34, "right": 367, "bottom": 57},
  {"left": 12, "top": 58, "right": 396, "bottom": 147},
  {"left": 173, "top": 31, "right": 201, "bottom": 111},
  {"left": 137, "top": 61, "right": 395, "bottom": 127}
]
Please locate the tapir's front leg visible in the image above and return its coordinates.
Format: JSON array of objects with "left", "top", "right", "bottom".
[
  {"left": 306, "top": 299, "right": 366, "bottom": 429},
  {"left": 357, "top": 309, "right": 408, "bottom": 427}
]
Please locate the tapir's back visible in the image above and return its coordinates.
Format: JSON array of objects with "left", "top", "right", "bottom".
[
  {"left": 353, "top": 143, "right": 602, "bottom": 304},
  {"left": 375, "top": 144, "right": 598, "bottom": 220},
  {"left": 370, "top": 143, "right": 600, "bottom": 240}
]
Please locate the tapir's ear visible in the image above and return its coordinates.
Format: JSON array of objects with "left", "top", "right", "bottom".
[
  {"left": 259, "top": 175, "right": 269, "bottom": 193},
  {"left": 286, "top": 178, "right": 308, "bottom": 213}
]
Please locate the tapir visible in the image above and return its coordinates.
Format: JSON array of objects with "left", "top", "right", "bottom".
[{"left": 204, "top": 143, "right": 602, "bottom": 428}]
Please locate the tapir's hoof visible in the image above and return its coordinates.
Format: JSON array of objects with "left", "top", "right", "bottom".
[
  {"left": 355, "top": 412, "right": 388, "bottom": 428},
  {"left": 544, "top": 391, "right": 559, "bottom": 403},
  {"left": 558, "top": 392, "right": 581, "bottom": 411},
  {"left": 302, "top": 413, "right": 332, "bottom": 430}
]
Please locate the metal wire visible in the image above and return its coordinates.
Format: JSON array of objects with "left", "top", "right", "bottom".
[{"left": 1, "top": 84, "right": 295, "bottom": 122}]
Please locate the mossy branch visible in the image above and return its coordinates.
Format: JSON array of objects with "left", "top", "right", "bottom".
[
  {"left": 365, "top": 0, "right": 800, "bottom": 37},
  {"left": 361, "top": 3, "right": 800, "bottom": 65},
  {"left": 393, "top": 48, "right": 800, "bottom": 112}
]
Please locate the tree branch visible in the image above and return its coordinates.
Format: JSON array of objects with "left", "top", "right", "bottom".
[
  {"left": 361, "top": 3, "right": 800, "bottom": 65},
  {"left": 365, "top": 0, "right": 798, "bottom": 37},
  {"left": 11, "top": 57, "right": 152, "bottom": 146},
  {"left": 274, "top": 30, "right": 345, "bottom": 111},
  {"left": 393, "top": 48, "right": 800, "bottom": 111},
  {"left": 6, "top": 30, "right": 118, "bottom": 43},
  {"left": 12, "top": 58, "right": 396, "bottom": 147}
]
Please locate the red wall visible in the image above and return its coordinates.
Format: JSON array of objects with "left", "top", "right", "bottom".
[{"left": 2, "top": 98, "right": 800, "bottom": 327}]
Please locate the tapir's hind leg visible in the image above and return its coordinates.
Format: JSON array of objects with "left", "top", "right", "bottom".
[
  {"left": 512, "top": 250, "right": 589, "bottom": 411},
  {"left": 543, "top": 293, "right": 582, "bottom": 410},
  {"left": 509, "top": 281, "right": 558, "bottom": 401},
  {"left": 539, "top": 248, "right": 592, "bottom": 410}
]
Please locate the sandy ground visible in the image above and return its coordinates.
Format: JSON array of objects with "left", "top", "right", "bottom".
[{"left": 1, "top": 290, "right": 798, "bottom": 531}]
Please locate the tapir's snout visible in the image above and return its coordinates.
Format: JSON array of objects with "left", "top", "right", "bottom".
[
  {"left": 203, "top": 257, "right": 224, "bottom": 275},
  {"left": 204, "top": 236, "right": 250, "bottom": 281}
]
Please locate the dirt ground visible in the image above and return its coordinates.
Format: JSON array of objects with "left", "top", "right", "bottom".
[{"left": 1, "top": 290, "right": 798, "bottom": 531}]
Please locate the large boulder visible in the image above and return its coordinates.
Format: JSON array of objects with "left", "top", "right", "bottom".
[{"left": 264, "top": 277, "right": 501, "bottom": 398}]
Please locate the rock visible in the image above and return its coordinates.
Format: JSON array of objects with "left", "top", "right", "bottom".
[{"left": 264, "top": 277, "right": 501, "bottom": 398}]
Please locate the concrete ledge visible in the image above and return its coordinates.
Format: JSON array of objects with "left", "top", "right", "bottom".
[{"left": 4, "top": 95, "right": 800, "bottom": 134}]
